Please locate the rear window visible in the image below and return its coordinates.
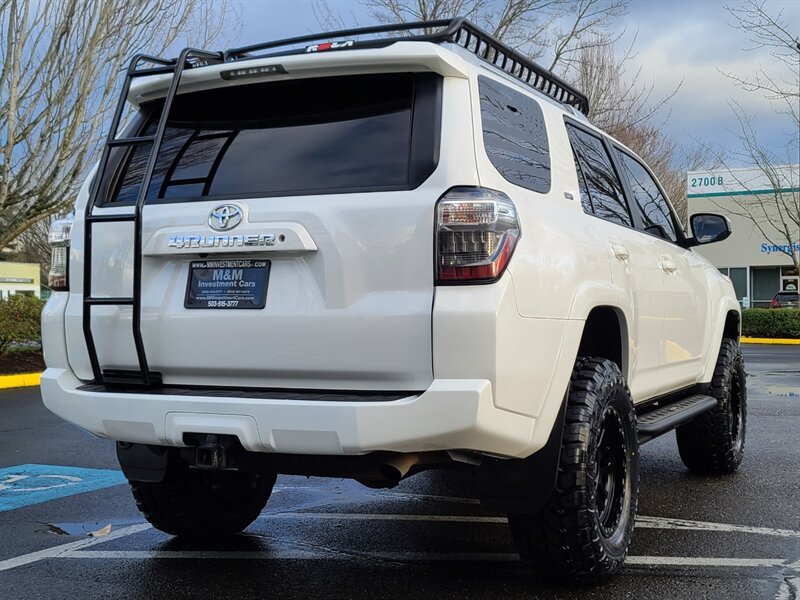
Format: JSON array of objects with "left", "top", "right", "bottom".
[
  {"left": 776, "top": 292, "right": 799, "bottom": 300},
  {"left": 102, "top": 73, "right": 441, "bottom": 205}
]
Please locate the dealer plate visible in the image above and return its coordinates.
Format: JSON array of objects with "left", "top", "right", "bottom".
[{"left": 185, "top": 259, "right": 269, "bottom": 309}]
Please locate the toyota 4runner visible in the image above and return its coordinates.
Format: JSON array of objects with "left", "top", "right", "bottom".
[{"left": 40, "top": 19, "right": 747, "bottom": 583}]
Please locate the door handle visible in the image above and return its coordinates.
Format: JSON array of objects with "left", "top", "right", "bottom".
[
  {"left": 660, "top": 257, "right": 678, "bottom": 273},
  {"left": 612, "top": 244, "right": 630, "bottom": 261}
]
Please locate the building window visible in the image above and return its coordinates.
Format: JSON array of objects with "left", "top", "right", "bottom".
[
  {"left": 781, "top": 266, "right": 798, "bottom": 292},
  {"left": 729, "top": 268, "right": 748, "bottom": 301},
  {"left": 751, "top": 266, "right": 781, "bottom": 307}
]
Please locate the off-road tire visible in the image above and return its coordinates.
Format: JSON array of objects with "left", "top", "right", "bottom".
[
  {"left": 508, "top": 357, "right": 639, "bottom": 584},
  {"left": 676, "top": 337, "right": 746, "bottom": 474},
  {"left": 130, "top": 466, "right": 276, "bottom": 537}
]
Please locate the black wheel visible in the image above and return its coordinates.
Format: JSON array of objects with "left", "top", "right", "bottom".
[
  {"left": 508, "top": 357, "right": 639, "bottom": 584},
  {"left": 676, "top": 337, "right": 746, "bottom": 474},
  {"left": 130, "top": 464, "right": 276, "bottom": 537}
]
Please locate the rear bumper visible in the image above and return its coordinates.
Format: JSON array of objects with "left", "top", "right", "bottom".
[{"left": 40, "top": 368, "right": 536, "bottom": 458}]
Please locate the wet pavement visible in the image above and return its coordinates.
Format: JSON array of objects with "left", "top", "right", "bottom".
[{"left": 0, "top": 344, "right": 798, "bottom": 599}]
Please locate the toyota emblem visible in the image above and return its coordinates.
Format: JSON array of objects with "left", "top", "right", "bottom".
[{"left": 208, "top": 204, "right": 243, "bottom": 231}]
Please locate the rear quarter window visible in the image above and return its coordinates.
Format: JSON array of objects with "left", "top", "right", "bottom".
[{"left": 478, "top": 76, "right": 550, "bottom": 194}]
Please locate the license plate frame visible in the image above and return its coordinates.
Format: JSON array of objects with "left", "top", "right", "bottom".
[{"left": 184, "top": 259, "right": 270, "bottom": 309}]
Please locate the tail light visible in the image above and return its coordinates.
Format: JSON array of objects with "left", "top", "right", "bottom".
[
  {"left": 770, "top": 299, "right": 780, "bottom": 308},
  {"left": 436, "top": 187, "right": 520, "bottom": 283},
  {"left": 48, "top": 218, "right": 73, "bottom": 291}
]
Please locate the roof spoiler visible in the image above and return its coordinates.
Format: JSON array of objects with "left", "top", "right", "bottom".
[
  {"left": 130, "top": 18, "right": 589, "bottom": 115},
  {"left": 225, "top": 18, "right": 589, "bottom": 115}
]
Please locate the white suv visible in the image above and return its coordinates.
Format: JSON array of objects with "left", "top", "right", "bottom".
[{"left": 41, "top": 19, "right": 747, "bottom": 583}]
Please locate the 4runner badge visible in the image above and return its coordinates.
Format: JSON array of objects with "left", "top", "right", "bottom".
[
  {"left": 167, "top": 233, "right": 276, "bottom": 249},
  {"left": 208, "top": 204, "right": 243, "bottom": 231}
]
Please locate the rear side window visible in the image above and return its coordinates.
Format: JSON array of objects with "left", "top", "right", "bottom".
[
  {"left": 615, "top": 150, "right": 678, "bottom": 242},
  {"left": 103, "top": 73, "right": 440, "bottom": 205},
  {"left": 566, "top": 125, "right": 632, "bottom": 227},
  {"left": 478, "top": 76, "right": 550, "bottom": 194}
]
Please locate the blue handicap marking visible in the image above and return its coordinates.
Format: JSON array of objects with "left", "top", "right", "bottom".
[{"left": 0, "top": 464, "right": 126, "bottom": 512}]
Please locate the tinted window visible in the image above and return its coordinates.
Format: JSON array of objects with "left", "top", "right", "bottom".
[
  {"left": 615, "top": 150, "right": 677, "bottom": 242},
  {"left": 104, "top": 73, "right": 439, "bottom": 204},
  {"left": 479, "top": 76, "right": 550, "bottom": 194},
  {"left": 573, "top": 155, "right": 594, "bottom": 215},
  {"left": 566, "top": 125, "right": 631, "bottom": 227}
]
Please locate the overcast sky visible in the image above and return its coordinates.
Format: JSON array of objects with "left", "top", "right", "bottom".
[{"left": 229, "top": 0, "right": 799, "bottom": 166}]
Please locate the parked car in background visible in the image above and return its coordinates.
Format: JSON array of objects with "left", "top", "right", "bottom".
[{"left": 771, "top": 291, "right": 799, "bottom": 308}]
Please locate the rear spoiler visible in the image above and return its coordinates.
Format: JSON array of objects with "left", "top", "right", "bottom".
[{"left": 128, "top": 18, "right": 589, "bottom": 115}]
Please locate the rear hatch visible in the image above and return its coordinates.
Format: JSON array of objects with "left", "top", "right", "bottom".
[{"left": 65, "top": 69, "right": 472, "bottom": 391}]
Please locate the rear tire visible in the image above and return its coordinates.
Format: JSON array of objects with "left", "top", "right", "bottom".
[
  {"left": 676, "top": 337, "right": 746, "bottom": 474},
  {"left": 508, "top": 357, "right": 639, "bottom": 584},
  {"left": 130, "top": 465, "right": 276, "bottom": 537}
]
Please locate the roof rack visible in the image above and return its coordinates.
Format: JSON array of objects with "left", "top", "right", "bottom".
[{"left": 223, "top": 18, "right": 590, "bottom": 115}]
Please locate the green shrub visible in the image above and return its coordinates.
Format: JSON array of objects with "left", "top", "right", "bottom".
[
  {"left": 0, "top": 295, "right": 45, "bottom": 355},
  {"left": 742, "top": 308, "right": 800, "bottom": 339}
]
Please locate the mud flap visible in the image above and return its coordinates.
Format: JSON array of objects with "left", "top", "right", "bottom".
[{"left": 476, "top": 391, "right": 567, "bottom": 513}]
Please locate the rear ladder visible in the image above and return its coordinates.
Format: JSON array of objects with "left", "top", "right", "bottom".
[{"left": 82, "top": 49, "right": 224, "bottom": 386}]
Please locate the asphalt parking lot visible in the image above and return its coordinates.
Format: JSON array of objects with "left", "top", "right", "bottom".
[{"left": 0, "top": 344, "right": 798, "bottom": 599}]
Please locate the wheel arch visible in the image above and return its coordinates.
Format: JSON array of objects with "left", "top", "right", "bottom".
[
  {"left": 576, "top": 305, "right": 630, "bottom": 380},
  {"left": 699, "top": 297, "right": 742, "bottom": 383}
]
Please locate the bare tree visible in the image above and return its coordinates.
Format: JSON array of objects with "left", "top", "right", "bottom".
[
  {"left": 0, "top": 0, "right": 236, "bottom": 252},
  {"left": 573, "top": 38, "right": 693, "bottom": 219},
  {"left": 316, "top": 0, "right": 627, "bottom": 74},
  {"left": 319, "top": 1, "right": 697, "bottom": 221},
  {"left": 712, "top": 0, "right": 800, "bottom": 270}
]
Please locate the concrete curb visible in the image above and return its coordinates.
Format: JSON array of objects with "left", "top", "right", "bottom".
[
  {"left": 0, "top": 372, "right": 42, "bottom": 390},
  {"left": 741, "top": 337, "right": 800, "bottom": 345}
]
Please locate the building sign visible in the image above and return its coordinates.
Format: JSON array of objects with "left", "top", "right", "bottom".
[
  {"left": 688, "top": 165, "right": 799, "bottom": 198},
  {"left": 0, "top": 277, "right": 34, "bottom": 284},
  {"left": 761, "top": 242, "right": 800, "bottom": 255}
]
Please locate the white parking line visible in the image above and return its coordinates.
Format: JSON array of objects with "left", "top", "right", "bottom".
[
  {"left": 262, "top": 511, "right": 800, "bottom": 540},
  {"left": 635, "top": 516, "right": 800, "bottom": 539},
  {"left": 57, "top": 549, "right": 799, "bottom": 569},
  {"left": 61, "top": 550, "right": 796, "bottom": 570},
  {"left": 775, "top": 577, "right": 800, "bottom": 600},
  {"left": 0, "top": 523, "right": 151, "bottom": 573},
  {"left": 263, "top": 512, "right": 508, "bottom": 523},
  {"left": 1, "top": 512, "right": 798, "bottom": 574}
]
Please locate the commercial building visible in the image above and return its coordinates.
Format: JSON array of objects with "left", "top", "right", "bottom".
[
  {"left": 687, "top": 165, "right": 799, "bottom": 308},
  {"left": 0, "top": 262, "right": 41, "bottom": 299}
]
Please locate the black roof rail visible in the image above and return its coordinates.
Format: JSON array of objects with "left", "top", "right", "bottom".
[{"left": 222, "top": 17, "right": 590, "bottom": 115}]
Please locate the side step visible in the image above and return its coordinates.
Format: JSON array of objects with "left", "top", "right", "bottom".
[{"left": 637, "top": 394, "right": 718, "bottom": 443}]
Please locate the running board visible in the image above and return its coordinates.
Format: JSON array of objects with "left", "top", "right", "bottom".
[{"left": 637, "top": 394, "right": 718, "bottom": 443}]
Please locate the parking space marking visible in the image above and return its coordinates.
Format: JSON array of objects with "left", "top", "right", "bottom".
[
  {"left": 1, "top": 511, "right": 798, "bottom": 575},
  {"left": 0, "top": 523, "right": 151, "bottom": 573},
  {"left": 0, "top": 464, "right": 126, "bottom": 512},
  {"left": 262, "top": 511, "right": 800, "bottom": 539},
  {"left": 59, "top": 550, "right": 797, "bottom": 570},
  {"left": 264, "top": 512, "right": 508, "bottom": 523},
  {"left": 635, "top": 516, "right": 800, "bottom": 539},
  {"left": 775, "top": 577, "right": 800, "bottom": 600}
]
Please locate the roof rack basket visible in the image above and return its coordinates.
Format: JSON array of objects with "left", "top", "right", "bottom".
[{"left": 224, "top": 17, "right": 589, "bottom": 114}]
